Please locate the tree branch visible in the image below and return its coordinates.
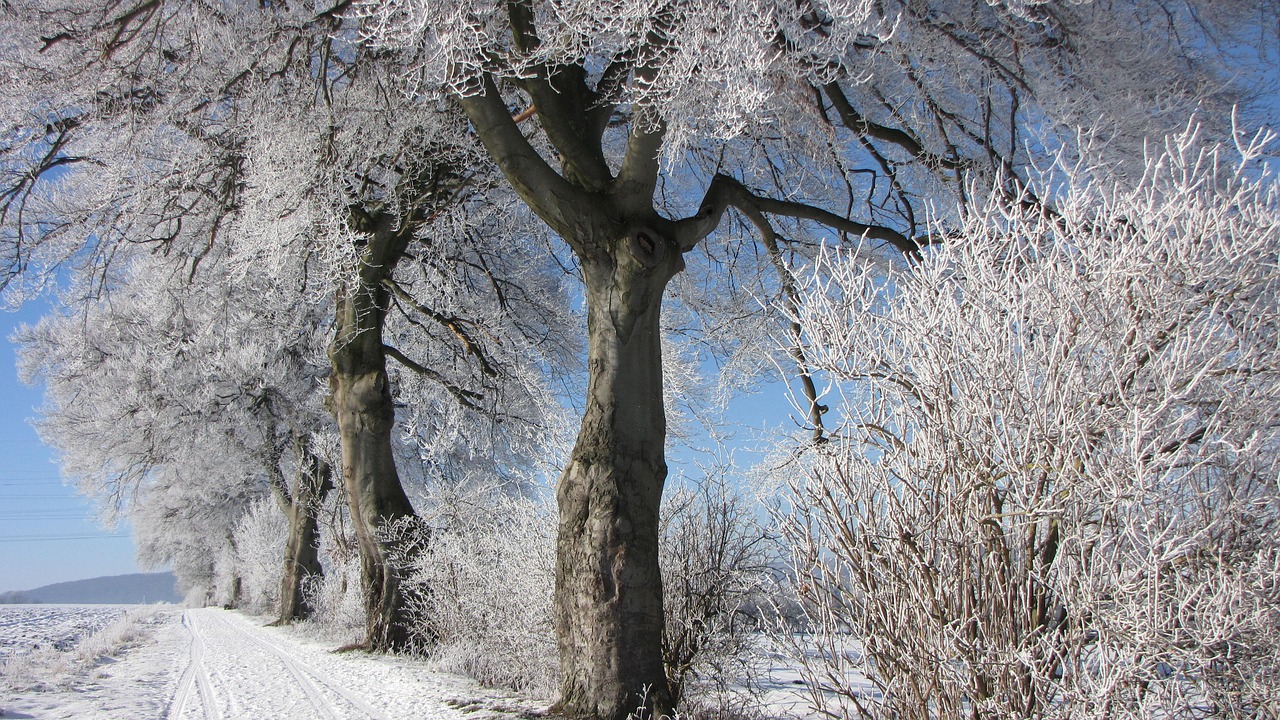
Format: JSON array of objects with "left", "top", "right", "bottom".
[
  {"left": 613, "top": 18, "right": 675, "bottom": 212},
  {"left": 381, "top": 277, "right": 499, "bottom": 378},
  {"left": 455, "top": 74, "right": 589, "bottom": 242},
  {"left": 382, "top": 344, "right": 485, "bottom": 411},
  {"left": 506, "top": 1, "right": 612, "bottom": 191},
  {"left": 685, "top": 174, "right": 923, "bottom": 255},
  {"left": 824, "top": 83, "right": 961, "bottom": 172}
]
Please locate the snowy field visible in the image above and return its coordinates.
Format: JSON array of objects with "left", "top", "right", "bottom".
[
  {"left": 0, "top": 604, "right": 140, "bottom": 659},
  {"left": 0, "top": 606, "right": 552, "bottom": 719}
]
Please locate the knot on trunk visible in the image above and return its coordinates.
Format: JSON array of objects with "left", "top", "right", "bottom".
[{"left": 628, "top": 229, "right": 666, "bottom": 269}]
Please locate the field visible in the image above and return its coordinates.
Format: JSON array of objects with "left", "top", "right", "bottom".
[{"left": 0, "top": 604, "right": 138, "bottom": 658}]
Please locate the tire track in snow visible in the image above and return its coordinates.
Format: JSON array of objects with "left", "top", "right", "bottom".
[
  {"left": 167, "top": 611, "right": 223, "bottom": 720},
  {"left": 201, "top": 610, "right": 387, "bottom": 720}
]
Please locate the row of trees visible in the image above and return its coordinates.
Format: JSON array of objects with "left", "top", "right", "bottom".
[{"left": 2, "top": 1, "right": 1277, "bottom": 718}]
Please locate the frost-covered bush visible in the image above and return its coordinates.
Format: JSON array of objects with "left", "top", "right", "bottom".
[
  {"left": 660, "top": 468, "right": 780, "bottom": 713},
  {"left": 401, "top": 490, "right": 559, "bottom": 695},
  {"left": 301, "top": 513, "right": 366, "bottom": 645},
  {"left": 777, "top": 130, "right": 1280, "bottom": 718},
  {"left": 231, "top": 497, "right": 289, "bottom": 614},
  {"left": 210, "top": 541, "right": 241, "bottom": 608},
  {"left": 395, "top": 472, "right": 780, "bottom": 706}
]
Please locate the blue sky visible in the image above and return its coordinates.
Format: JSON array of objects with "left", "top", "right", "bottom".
[{"left": 0, "top": 302, "right": 141, "bottom": 593}]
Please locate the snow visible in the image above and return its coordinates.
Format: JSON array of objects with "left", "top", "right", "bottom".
[
  {"left": 0, "top": 605, "right": 136, "bottom": 658},
  {"left": 0, "top": 605, "right": 843, "bottom": 719},
  {"left": 1, "top": 606, "right": 550, "bottom": 720}
]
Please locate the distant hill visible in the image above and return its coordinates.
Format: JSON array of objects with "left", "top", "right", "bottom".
[{"left": 0, "top": 572, "right": 181, "bottom": 604}]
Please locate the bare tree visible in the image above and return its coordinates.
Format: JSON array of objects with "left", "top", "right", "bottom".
[{"left": 776, "top": 128, "right": 1280, "bottom": 718}]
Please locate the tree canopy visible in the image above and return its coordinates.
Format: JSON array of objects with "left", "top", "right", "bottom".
[{"left": 2, "top": 1, "right": 1276, "bottom": 718}]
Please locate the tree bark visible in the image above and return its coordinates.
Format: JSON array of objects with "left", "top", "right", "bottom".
[
  {"left": 278, "top": 437, "right": 333, "bottom": 624},
  {"left": 553, "top": 224, "right": 682, "bottom": 720},
  {"left": 327, "top": 215, "right": 419, "bottom": 651}
]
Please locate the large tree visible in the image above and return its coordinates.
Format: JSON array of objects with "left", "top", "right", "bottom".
[
  {"left": 351, "top": 0, "right": 1275, "bottom": 715},
  {"left": 2, "top": 0, "right": 575, "bottom": 648}
]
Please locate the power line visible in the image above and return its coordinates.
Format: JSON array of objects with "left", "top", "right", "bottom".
[
  {"left": 0, "top": 491, "right": 90, "bottom": 499},
  {"left": 0, "top": 509, "right": 93, "bottom": 515},
  {"left": 0, "top": 533, "right": 130, "bottom": 543}
]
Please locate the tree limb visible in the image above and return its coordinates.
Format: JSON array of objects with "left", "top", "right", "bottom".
[
  {"left": 381, "top": 277, "right": 499, "bottom": 378},
  {"left": 824, "top": 82, "right": 961, "bottom": 172},
  {"left": 505, "top": 1, "right": 612, "bottom": 191},
  {"left": 455, "top": 74, "right": 592, "bottom": 244},
  {"left": 683, "top": 174, "right": 923, "bottom": 255},
  {"left": 613, "top": 18, "right": 675, "bottom": 212},
  {"left": 382, "top": 344, "right": 485, "bottom": 411}
]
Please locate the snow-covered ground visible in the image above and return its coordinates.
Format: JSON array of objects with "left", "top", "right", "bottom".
[
  {"left": 0, "top": 605, "right": 842, "bottom": 719},
  {"left": 0, "top": 606, "right": 549, "bottom": 719},
  {"left": 0, "top": 604, "right": 138, "bottom": 658}
]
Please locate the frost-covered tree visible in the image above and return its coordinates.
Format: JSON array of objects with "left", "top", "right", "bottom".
[
  {"left": 777, "top": 129, "right": 1280, "bottom": 718},
  {"left": 15, "top": 245, "right": 336, "bottom": 617},
  {"left": 350, "top": 1, "right": 1275, "bottom": 715},
  {"left": 1, "top": 0, "right": 576, "bottom": 648}
]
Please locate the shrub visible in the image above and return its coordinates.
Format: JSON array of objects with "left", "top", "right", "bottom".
[
  {"left": 661, "top": 468, "right": 781, "bottom": 714},
  {"left": 776, "top": 131, "right": 1280, "bottom": 718},
  {"left": 231, "top": 497, "right": 289, "bottom": 614},
  {"left": 401, "top": 490, "right": 559, "bottom": 695},
  {"left": 301, "top": 510, "right": 366, "bottom": 645}
]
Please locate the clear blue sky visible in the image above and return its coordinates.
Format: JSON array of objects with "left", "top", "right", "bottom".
[{"left": 1, "top": 301, "right": 142, "bottom": 593}]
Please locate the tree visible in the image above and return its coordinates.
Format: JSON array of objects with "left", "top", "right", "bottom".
[
  {"left": 777, "top": 129, "right": 1280, "bottom": 718},
  {"left": 15, "top": 244, "right": 337, "bottom": 616},
  {"left": 2, "top": 0, "right": 576, "bottom": 647},
  {"left": 351, "top": 0, "right": 1275, "bottom": 715}
]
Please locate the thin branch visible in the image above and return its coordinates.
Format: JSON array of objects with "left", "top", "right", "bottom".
[
  {"left": 382, "top": 344, "right": 485, "bottom": 411},
  {"left": 381, "top": 277, "right": 499, "bottom": 377}
]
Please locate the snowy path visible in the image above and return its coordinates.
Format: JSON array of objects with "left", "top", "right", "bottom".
[
  {"left": 165, "top": 608, "right": 546, "bottom": 720},
  {"left": 3, "top": 607, "right": 546, "bottom": 720}
]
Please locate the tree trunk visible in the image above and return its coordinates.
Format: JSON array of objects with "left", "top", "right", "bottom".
[
  {"left": 278, "top": 439, "right": 333, "bottom": 624},
  {"left": 553, "top": 227, "right": 681, "bottom": 720},
  {"left": 327, "top": 216, "right": 419, "bottom": 651}
]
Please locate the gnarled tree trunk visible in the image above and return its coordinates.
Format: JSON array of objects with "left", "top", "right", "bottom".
[
  {"left": 457, "top": 66, "right": 721, "bottom": 720},
  {"left": 554, "top": 224, "right": 682, "bottom": 720},
  {"left": 328, "top": 215, "right": 418, "bottom": 650}
]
